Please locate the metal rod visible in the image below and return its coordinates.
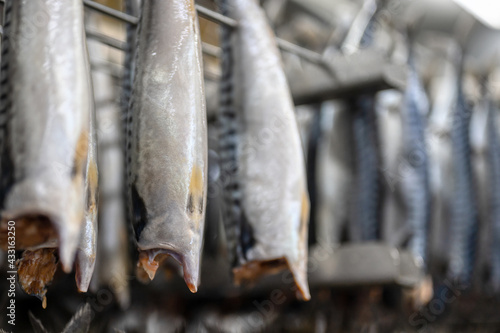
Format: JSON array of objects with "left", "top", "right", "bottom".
[
  {"left": 86, "top": 29, "right": 126, "bottom": 51},
  {"left": 202, "top": 42, "right": 222, "bottom": 58},
  {"left": 90, "top": 59, "right": 123, "bottom": 80},
  {"left": 195, "top": 4, "right": 237, "bottom": 27},
  {"left": 275, "top": 38, "right": 323, "bottom": 64},
  {"left": 83, "top": 0, "right": 139, "bottom": 25}
]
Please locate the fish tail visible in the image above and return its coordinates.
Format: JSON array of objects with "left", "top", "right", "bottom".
[{"left": 217, "top": 0, "right": 243, "bottom": 267}]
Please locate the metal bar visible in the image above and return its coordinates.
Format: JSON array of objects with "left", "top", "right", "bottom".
[
  {"left": 86, "top": 29, "right": 126, "bottom": 51},
  {"left": 195, "top": 4, "right": 237, "bottom": 27},
  {"left": 276, "top": 37, "right": 323, "bottom": 64},
  {"left": 288, "top": 49, "right": 407, "bottom": 105},
  {"left": 90, "top": 59, "right": 123, "bottom": 80},
  {"left": 83, "top": 0, "right": 139, "bottom": 25},
  {"left": 202, "top": 42, "right": 221, "bottom": 58}
]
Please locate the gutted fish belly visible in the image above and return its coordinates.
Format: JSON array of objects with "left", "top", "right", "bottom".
[
  {"left": 0, "top": 0, "right": 93, "bottom": 273},
  {"left": 17, "top": 248, "right": 57, "bottom": 309},
  {"left": 223, "top": 0, "right": 310, "bottom": 300},
  {"left": 400, "top": 55, "right": 430, "bottom": 266},
  {"left": 126, "top": 0, "right": 207, "bottom": 292}
]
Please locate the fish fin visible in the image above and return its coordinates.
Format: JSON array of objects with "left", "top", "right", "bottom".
[
  {"left": 61, "top": 303, "right": 92, "bottom": 333},
  {"left": 181, "top": 252, "right": 200, "bottom": 293},
  {"left": 137, "top": 251, "right": 159, "bottom": 281},
  {"left": 58, "top": 227, "right": 80, "bottom": 273},
  {"left": 29, "top": 311, "right": 49, "bottom": 333},
  {"left": 137, "top": 249, "right": 200, "bottom": 293},
  {"left": 288, "top": 260, "right": 311, "bottom": 301}
]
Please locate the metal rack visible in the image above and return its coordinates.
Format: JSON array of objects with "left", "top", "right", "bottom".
[{"left": 82, "top": 0, "right": 407, "bottom": 105}]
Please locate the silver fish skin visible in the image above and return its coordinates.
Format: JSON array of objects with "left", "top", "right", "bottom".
[
  {"left": 427, "top": 50, "right": 457, "bottom": 276},
  {"left": 376, "top": 90, "right": 405, "bottom": 246},
  {"left": 225, "top": 0, "right": 310, "bottom": 300},
  {"left": 0, "top": 0, "right": 93, "bottom": 272},
  {"left": 400, "top": 54, "right": 430, "bottom": 266},
  {"left": 487, "top": 98, "right": 500, "bottom": 290},
  {"left": 75, "top": 82, "right": 98, "bottom": 293},
  {"left": 316, "top": 101, "right": 354, "bottom": 247},
  {"left": 127, "top": 0, "right": 207, "bottom": 292}
]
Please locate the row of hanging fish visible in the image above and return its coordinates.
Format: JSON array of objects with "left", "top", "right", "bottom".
[
  {"left": 313, "top": 32, "right": 500, "bottom": 294},
  {"left": 0, "top": 0, "right": 311, "bottom": 307}
]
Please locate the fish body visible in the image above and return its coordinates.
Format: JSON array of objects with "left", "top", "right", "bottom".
[
  {"left": 316, "top": 102, "right": 354, "bottom": 247},
  {"left": 90, "top": 42, "right": 130, "bottom": 306},
  {"left": 350, "top": 95, "right": 381, "bottom": 242},
  {"left": 75, "top": 67, "right": 98, "bottom": 293},
  {"left": 126, "top": 0, "right": 207, "bottom": 292},
  {"left": 487, "top": 99, "right": 500, "bottom": 290},
  {"left": 347, "top": 7, "right": 381, "bottom": 243},
  {"left": 400, "top": 55, "right": 430, "bottom": 266},
  {"left": 0, "top": 0, "right": 93, "bottom": 272},
  {"left": 447, "top": 74, "right": 477, "bottom": 286},
  {"left": 427, "top": 54, "right": 457, "bottom": 277},
  {"left": 377, "top": 90, "right": 405, "bottom": 247},
  {"left": 469, "top": 83, "right": 491, "bottom": 289},
  {"left": 222, "top": 0, "right": 310, "bottom": 300}
]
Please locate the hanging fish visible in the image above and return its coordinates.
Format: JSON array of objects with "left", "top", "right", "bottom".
[
  {"left": 350, "top": 95, "right": 381, "bottom": 242},
  {"left": 447, "top": 62, "right": 478, "bottom": 287},
  {"left": 75, "top": 49, "right": 99, "bottom": 294},
  {"left": 486, "top": 95, "right": 500, "bottom": 291},
  {"left": 427, "top": 44, "right": 458, "bottom": 278},
  {"left": 126, "top": 0, "right": 207, "bottom": 293},
  {"left": 0, "top": 0, "right": 95, "bottom": 301},
  {"left": 316, "top": 101, "right": 354, "bottom": 247},
  {"left": 87, "top": 8, "right": 131, "bottom": 307},
  {"left": 399, "top": 49, "right": 430, "bottom": 267},
  {"left": 377, "top": 90, "right": 405, "bottom": 247},
  {"left": 469, "top": 78, "right": 490, "bottom": 290},
  {"left": 347, "top": 4, "right": 381, "bottom": 243},
  {"left": 220, "top": 0, "right": 310, "bottom": 300}
]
